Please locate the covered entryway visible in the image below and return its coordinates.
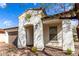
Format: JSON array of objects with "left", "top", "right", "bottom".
[
  {"left": 43, "top": 19, "right": 62, "bottom": 47},
  {"left": 24, "top": 24, "right": 34, "bottom": 46}
]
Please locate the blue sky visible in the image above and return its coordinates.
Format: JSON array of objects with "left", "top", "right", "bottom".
[
  {"left": 0, "top": 3, "right": 78, "bottom": 29},
  {"left": 0, "top": 3, "right": 41, "bottom": 29}
]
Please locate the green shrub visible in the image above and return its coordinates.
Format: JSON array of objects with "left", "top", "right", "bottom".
[
  {"left": 25, "top": 14, "right": 31, "bottom": 21},
  {"left": 66, "top": 48, "right": 72, "bottom": 55},
  {"left": 31, "top": 47, "right": 37, "bottom": 53}
]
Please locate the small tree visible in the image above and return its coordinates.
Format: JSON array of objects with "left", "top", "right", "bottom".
[{"left": 39, "top": 3, "right": 74, "bottom": 15}]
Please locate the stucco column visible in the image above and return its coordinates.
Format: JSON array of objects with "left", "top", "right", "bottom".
[
  {"left": 33, "top": 17, "right": 44, "bottom": 51},
  {"left": 18, "top": 18, "right": 26, "bottom": 48},
  {"left": 5, "top": 31, "right": 9, "bottom": 44},
  {"left": 62, "top": 19, "right": 75, "bottom": 52}
]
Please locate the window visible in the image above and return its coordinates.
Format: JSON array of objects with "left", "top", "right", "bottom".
[{"left": 49, "top": 27, "right": 57, "bottom": 41}]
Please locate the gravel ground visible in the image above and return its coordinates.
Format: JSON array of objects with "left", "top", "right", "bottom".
[{"left": 0, "top": 42, "right": 79, "bottom": 56}]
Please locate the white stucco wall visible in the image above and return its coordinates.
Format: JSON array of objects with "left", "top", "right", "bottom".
[
  {"left": 0, "top": 31, "right": 9, "bottom": 44},
  {"left": 33, "top": 16, "right": 44, "bottom": 50},
  {"left": 18, "top": 17, "right": 26, "bottom": 48},
  {"left": 62, "top": 19, "right": 75, "bottom": 52}
]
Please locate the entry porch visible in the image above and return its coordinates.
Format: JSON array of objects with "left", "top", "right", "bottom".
[{"left": 23, "top": 19, "right": 75, "bottom": 51}]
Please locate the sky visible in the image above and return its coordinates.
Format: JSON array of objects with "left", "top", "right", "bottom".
[
  {"left": 0, "top": 3, "right": 78, "bottom": 29},
  {"left": 0, "top": 3, "right": 39, "bottom": 29}
]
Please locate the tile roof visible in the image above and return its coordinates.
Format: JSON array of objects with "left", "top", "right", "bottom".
[{"left": 0, "top": 29, "right": 5, "bottom": 33}]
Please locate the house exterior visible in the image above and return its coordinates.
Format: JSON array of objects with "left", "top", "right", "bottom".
[
  {"left": 0, "top": 29, "right": 8, "bottom": 43},
  {"left": 18, "top": 8, "right": 76, "bottom": 52}
]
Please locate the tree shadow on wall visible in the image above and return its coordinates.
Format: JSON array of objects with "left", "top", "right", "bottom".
[{"left": 13, "top": 36, "right": 18, "bottom": 48}]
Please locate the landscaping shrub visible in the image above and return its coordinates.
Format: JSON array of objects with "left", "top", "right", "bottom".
[
  {"left": 31, "top": 47, "right": 37, "bottom": 53},
  {"left": 66, "top": 48, "right": 72, "bottom": 55},
  {"left": 25, "top": 14, "right": 31, "bottom": 21}
]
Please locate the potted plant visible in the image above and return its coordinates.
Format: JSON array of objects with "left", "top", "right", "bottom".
[
  {"left": 66, "top": 48, "right": 73, "bottom": 55},
  {"left": 31, "top": 47, "right": 37, "bottom": 53},
  {"left": 31, "top": 47, "right": 38, "bottom": 55}
]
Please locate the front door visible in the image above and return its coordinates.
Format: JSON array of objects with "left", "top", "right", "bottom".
[{"left": 26, "top": 26, "right": 34, "bottom": 46}]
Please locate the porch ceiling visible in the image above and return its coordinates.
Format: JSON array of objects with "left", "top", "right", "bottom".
[
  {"left": 24, "top": 24, "right": 33, "bottom": 28},
  {"left": 43, "top": 19, "right": 62, "bottom": 26}
]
